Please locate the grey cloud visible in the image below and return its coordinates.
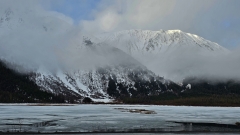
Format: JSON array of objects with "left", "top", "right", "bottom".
[
  {"left": 0, "top": 0, "right": 95, "bottom": 72},
  {"left": 0, "top": 0, "right": 141, "bottom": 73}
]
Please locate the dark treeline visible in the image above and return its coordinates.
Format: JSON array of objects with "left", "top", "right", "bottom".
[
  {"left": 121, "top": 95, "right": 240, "bottom": 107},
  {"left": 109, "top": 76, "right": 240, "bottom": 106}
]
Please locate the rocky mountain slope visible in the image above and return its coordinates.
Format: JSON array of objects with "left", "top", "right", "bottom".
[{"left": 0, "top": 60, "right": 65, "bottom": 103}]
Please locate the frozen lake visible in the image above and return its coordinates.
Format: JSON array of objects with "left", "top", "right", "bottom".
[{"left": 0, "top": 104, "right": 240, "bottom": 133}]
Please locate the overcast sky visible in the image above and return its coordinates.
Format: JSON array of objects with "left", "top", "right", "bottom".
[
  {"left": 44, "top": 0, "right": 240, "bottom": 50},
  {"left": 0, "top": 0, "right": 240, "bottom": 81}
]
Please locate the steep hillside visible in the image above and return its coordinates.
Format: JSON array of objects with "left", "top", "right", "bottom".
[
  {"left": 0, "top": 60, "right": 65, "bottom": 103},
  {"left": 29, "top": 40, "right": 182, "bottom": 102}
]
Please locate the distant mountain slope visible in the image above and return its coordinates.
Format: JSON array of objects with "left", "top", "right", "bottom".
[{"left": 0, "top": 60, "right": 64, "bottom": 103}]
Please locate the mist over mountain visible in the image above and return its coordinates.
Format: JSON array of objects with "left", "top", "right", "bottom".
[
  {"left": 96, "top": 29, "right": 240, "bottom": 82},
  {"left": 1, "top": 0, "right": 240, "bottom": 103},
  {"left": 0, "top": 2, "right": 142, "bottom": 73},
  {"left": 0, "top": 2, "right": 73, "bottom": 72},
  {"left": 1, "top": 1, "right": 240, "bottom": 82}
]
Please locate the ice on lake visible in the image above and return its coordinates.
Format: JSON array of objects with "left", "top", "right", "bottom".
[{"left": 0, "top": 104, "right": 240, "bottom": 133}]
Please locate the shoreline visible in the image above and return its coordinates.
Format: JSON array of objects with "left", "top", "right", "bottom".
[{"left": 1, "top": 103, "right": 240, "bottom": 107}]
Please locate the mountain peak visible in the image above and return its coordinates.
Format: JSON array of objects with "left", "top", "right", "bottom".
[
  {"left": 166, "top": 29, "right": 182, "bottom": 33},
  {"left": 98, "top": 29, "right": 228, "bottom": 56}
]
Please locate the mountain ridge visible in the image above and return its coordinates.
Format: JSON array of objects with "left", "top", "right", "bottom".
[
  {"left": 0, "top": 7, "right": 236, "bottom": 102},
  {"left": 97, "top": 29, "right": 229, "bottom": 56}
]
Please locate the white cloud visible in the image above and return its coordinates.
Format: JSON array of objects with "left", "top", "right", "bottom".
[
  {"left": 0, "top": 0, "right": 77, "bottom": 72},
  {"left": 0, "top": 0, "right": 140, "bottom": 73},
  {"left": 79, "top": 0, "right": 215, "bottom": 33}
]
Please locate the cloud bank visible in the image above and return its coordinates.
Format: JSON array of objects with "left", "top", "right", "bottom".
[
  {"left": 146, "top": 47, "right": 240, "bottom": 82},
  {"left": 0, "top": 0, "right": 240, "bottom": 82},
  {"left": 0, "top": 0, "right": 140, "bottom": 73},
  {"left": 0, "top": 0, "right": 76, "bottom": 72}
]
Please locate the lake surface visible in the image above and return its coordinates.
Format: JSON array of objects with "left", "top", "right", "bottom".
[{"left": 0, "top": 104, "right": 240, "bottom": 133}]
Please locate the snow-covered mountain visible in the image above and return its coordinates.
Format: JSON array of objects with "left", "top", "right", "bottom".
[
  {"left": 0, "top": 8, "right": 179, "bottom": 103},
  {"left": 95, "top": 29, "right": 230, "bottom": 81},
  {"left": 29, "top": 40, "right": 180, "bottom": 103},
  {"left": 97, "top": 29, "right": 228, "bottom": 56},
  {"left": 0, "top": 8, "right": 231, "bottom": 103}
]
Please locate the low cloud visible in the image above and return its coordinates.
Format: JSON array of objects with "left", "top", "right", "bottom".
[
  {"left": 0, "top": 0, "right": 75, "bottom": 72},
  {"left": 0, "top": 0, "right": 140, "bottom": 73},
  {"left": 0, "top": 0, "right": 240, "bottom": 83},
  {"left": 145, "top": 47, "right": 240, "bottom": 82}
]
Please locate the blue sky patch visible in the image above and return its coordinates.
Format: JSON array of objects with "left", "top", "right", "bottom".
[{"left": 49, "top": 0, "right": 101, "bottom": 23}]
